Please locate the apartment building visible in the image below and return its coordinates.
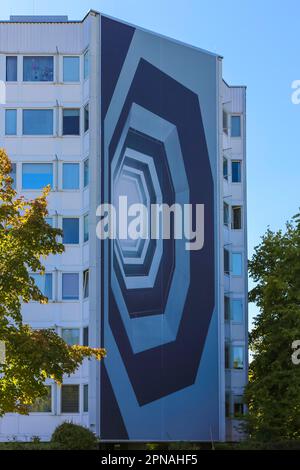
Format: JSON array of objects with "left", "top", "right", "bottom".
[{"left": 0, "top": 11, "right": 247, "bottom": 442}]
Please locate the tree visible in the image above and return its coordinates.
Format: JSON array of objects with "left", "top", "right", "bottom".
[
  {"left": 245, "top": 212, "right": 300, "bottom": 441},
  {"left": 0, "top": 149, "right": 106, "bottom": 415}
]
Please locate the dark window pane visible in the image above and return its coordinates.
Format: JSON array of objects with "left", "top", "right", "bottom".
[
  {"left": 23, "top": 56, "right": 53, "bottom": 82},
  {"left": 224, "top": 248, "right": 230, "bottom": 274},
  {"left": 232, "top": 161, "right": 241, "bottom": 183},
  {"left": 234, "top": 402, "right": 244, "bottom": 417},
  {"left": 84, "top": 104, "right": 89, "bottom": 132},
  {"left": 83, "top": 269, "right": 89, "bottom": 298},
  {"left": 83, "top": 384, "right": 88, "bottom": 412},
  {"left": 223, "top": 157, "right": 228, "bottom": 179},
  {"left": 61, "top": 385, "right": 79, "bottom": 413},
  {"left": 223, "top": 203, "right": 229, "bottom": 226},
  {"left": 232, "top": 206, "right": 242, "bottom": 229},
  {"left": 23, "top": 109, "right": 53, "bottom": 135},
  {"left": 62, "top": 218, "right": 79, "bottom": 244},
  {"left": 6, "top": 56, "right": 17, "bottom": 81},
  {"left": 225, "top": 344, "right": 230, "bottom": 369},
  {"left": 63, "top": 109, "right": 80, "bottom": 135},
  {"left": 10, "top": 163, "right": 16, "bottom": 189},
  {"left": 83, "top": 327, "right": 89, "bottom": 346},
  {"left": 224, "top": 296, "right": 230, "bottom": 321}
]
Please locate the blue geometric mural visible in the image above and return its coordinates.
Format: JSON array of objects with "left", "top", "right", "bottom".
[{"left": 100, "top": 15, "right": 219, "bottom": 441}]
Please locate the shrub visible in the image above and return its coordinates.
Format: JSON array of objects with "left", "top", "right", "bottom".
[{"left": 51, "top": 422, "right": 98, "bottom": 450}]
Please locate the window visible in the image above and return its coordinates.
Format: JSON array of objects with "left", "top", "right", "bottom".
[
  {"left": 83, "top": 269, "right": 89, "bottom": 299},
  {"left": 224, "top": 295, "right": 230, "bottom": 321},
  {"left": 62, "top": 218, "right": 79, "bottom": 244},
  {"left": 23, "top": 56, "right": 53, "bottom": 82},
  {"left": 83, "top": 327, "right": 89, "bottom": 347},
  {"left": 223, "top": 202, "right": 229, "bottom": 226},
  {"left": 231, "top": 115, "right": 241, "bottom": 137},
  {"left": 224, "top": 248, "right": 230, "bottom": 274},
  {"left": 10, "top": 163, "right": 16, "bottom": 190},
  {"left": 84, "top": 50, "right": 89, "bottom": 79},
  {"left": 234, "top": 397, "right": 244, "bottom": 417},
  {"left": 45, "top": 217, "right": 53, "bottom": 227},
  {"left": 225, "top": 392, "right": 230, "bottom": 418},
  {"left": 223, "top": 109, "right": 228, "bottom": 134},
  {"left": 84, "top": 159, "right": 89, "bottom": 187},
  {"left": 29, "top": 386, "right": 52, "bottom": 413},
  {"left": 232, "top": 253, "right": 243, "bottom": 276},
  {"left": 22, "top": 163, "right": 53, "bottom": 190},
  {"left": 225, "top": 344, "right": 230, "bottom": 369},
  {"left": 84, "top": 214, "right": 89, "bottom": 243},
  {"left": 232, "top": 206, "right": 242, "bottom": 230},
  {"left": 62, "top": 328, "right": 80, "bottom": 346},
  {"left": 6, "top": 56, "right": 17, "bottom": 81},
  {"left": 23, "top": 109, "right": 53, "bottom": 135},
  {"left": 232, "top": 346, "right": 244, "bottom": 369},
  {"left": 61, "top": 385, "right": 79, "bottom": 413},
  {"left": 63, "top": 109, "right": 80, "bottom": 135},
  {"left": 62, "top": 163, "right": 79, "bottom": 190},
  {"left": 62, "top": 273, "right": 79, "bottom": 300},
  {"left": 84, "top": 104, "right": 89, "bottom": 132},
  {"left": 231, "top": 299, "right": 243, "bottom": 323},
  {"left": 231, "top": 161, "right": 241, "bottom": 183},
  {"left": 83, "top": 384, "right": 88, "bottom": 413},
  {"left": 5, "top": 109, "right": 17, "bottom": 135},
  {"left": 223, "top": 157, "right": 228, "bottom": 180},
  {"left": 31, "top": 273, "right": 53, "bottom": 300},
  {"left": 63, "top": 56, "right": 80, "bottom": 82}
]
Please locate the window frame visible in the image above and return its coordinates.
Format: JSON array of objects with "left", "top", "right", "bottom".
[{"left": 231, "top": 205, "right": 242, "bottom": 230}]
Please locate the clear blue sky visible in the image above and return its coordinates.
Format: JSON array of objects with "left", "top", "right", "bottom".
[{"left": 2, "top": 0, "right": 300, "bottom": 326}]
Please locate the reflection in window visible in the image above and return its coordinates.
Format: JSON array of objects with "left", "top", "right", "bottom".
[
  {"left": 31, "top": 273, "right": 52, "bottom": 300},
  {"left": 84, "top": 214, "right": 89, "bottom": 243},
  {"left": 224, "top": 248, "right": 230, "bottom": 275},
  {"left": 29, "top": 386, "right": 52, "bottom": 412},
  {"left": 62, "top": 328, "right": 80, "bottom": 346},
  {"left": 83, "top": 269, "right": 89, "bottom": 299},
  {"left": 84, "top": 104, "right": 89, "bottom": 132},
  {"left": 22, "top": 163, "right": 53, "bottom": 190},
  {"left": 232, "top": 206, "right": 242, "bottom": 230},
  {"left": 83, "top": 384, "right": 88, "bottom": 412},
  {"left": 232, "top": 346, "right": 244, "bottom": 369},
  {"left": 23, "top": 56, "right": 53, "bottom": 82}
]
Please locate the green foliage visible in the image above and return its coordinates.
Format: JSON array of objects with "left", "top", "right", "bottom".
[
  {"left": 51, "top": 422, "right": 98, "bottom": 450},
  {"left": 0, "top": 149, "right": 106, "bottom": 415},
  {"left": 245, "top": 212, "right": 300, "bottom": 440}
]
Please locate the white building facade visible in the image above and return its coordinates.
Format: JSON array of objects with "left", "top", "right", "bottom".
[{"left": 0, "top": 11, "right": 247, "bottom": 442}]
